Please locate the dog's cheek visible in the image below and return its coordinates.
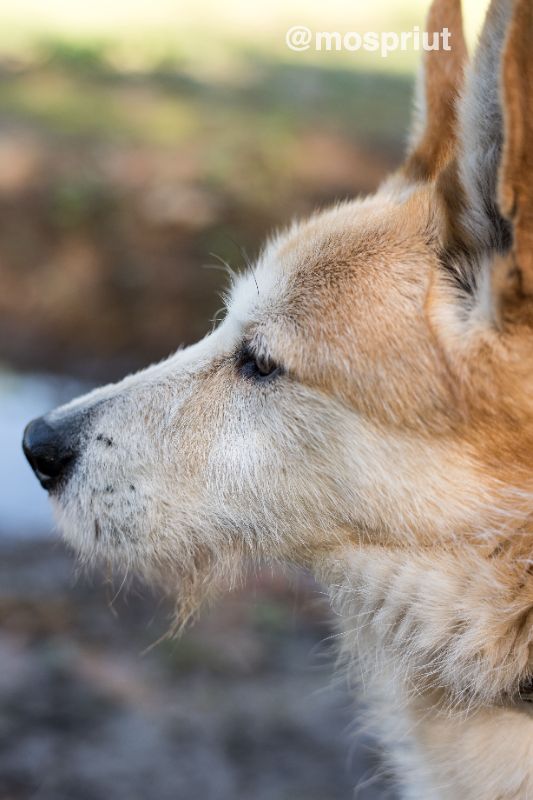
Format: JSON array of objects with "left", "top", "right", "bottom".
[{"left": 187, "top": 394, "right": 339, "bottom": 552}]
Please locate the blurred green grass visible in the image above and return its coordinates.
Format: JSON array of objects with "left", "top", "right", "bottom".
[{"left": 0, "top": 50, "right": 413, "bottom": 150}]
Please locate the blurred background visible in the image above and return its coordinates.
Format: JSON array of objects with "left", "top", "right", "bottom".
[{"left": 0, "top": 2, "right": 487, "bottom": 798}]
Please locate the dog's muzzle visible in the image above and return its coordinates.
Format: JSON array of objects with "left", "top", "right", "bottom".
[{"left": 23, "top": 411, "right": 83, "bottom": 492}]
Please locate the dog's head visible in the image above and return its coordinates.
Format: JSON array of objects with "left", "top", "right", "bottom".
[{"left": 23, "top": 0, "right": 533, "bottom": 623}]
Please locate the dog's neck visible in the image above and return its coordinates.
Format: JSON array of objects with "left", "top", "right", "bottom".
[
  {"left": 315, "top": 545, "right": 533, "bottom": 799},
  {"left": 368, "top": 682, "right": 533, "bottom": 800}
]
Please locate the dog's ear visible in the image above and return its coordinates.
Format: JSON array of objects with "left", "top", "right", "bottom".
[
  {"left": 403, "top": 0, "right": 468, "bottom": 183},
  {"left": 426, "top": 0, "right": 523, "bottom": 345},
  {"left": 498, "top": 0, "right": 533, "bottom": 295},
  {"left": 444, "top": 0, "right": 515, "bottom": 255}
]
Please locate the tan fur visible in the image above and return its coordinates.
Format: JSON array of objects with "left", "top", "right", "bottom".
[
  {"left": 499, "top": 0, "right": 533, "bottom": 295},
  {"left": 34, "top": 0, "right": 533, "bottom": 797},
  {"left": 404, "top": 0, "right": 468, "bottom": 182}
]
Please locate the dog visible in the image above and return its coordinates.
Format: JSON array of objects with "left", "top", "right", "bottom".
[{"left": 23, "top": 0, "right": 533, "bottom": 796}]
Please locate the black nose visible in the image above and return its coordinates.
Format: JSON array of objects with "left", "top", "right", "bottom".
[{"left": 23, "top": 415, "right": 78, "bottom": 492}]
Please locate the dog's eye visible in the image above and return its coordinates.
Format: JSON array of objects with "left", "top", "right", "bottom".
[{"left": 237, "top": 347, "right": 283, "bottom": 382}]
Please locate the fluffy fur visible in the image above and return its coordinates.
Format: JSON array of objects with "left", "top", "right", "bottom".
[{"left": 34, "top": 0, "right": 533, "bottom": 796}]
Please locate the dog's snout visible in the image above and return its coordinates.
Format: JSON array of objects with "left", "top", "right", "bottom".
[{"left": 23, "top": 414, "right": 79, "bottom": 492}]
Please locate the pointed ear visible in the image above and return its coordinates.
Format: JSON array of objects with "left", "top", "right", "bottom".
[
  {"left": 498, "top": 0, "right": 533, "bottom": 295},
  {"left": 426, "top": 0, "right": 519, "bottom": 347},
  {"left": 440, "top": 0, "right": 514, "bottom": 256},
  {"left": 403, "top": 0, "right": 468, "bottom": 182}
]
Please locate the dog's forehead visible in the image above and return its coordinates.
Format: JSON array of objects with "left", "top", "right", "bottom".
[{"left": 228, "top": 188, "right": 437, "bottom": 347}]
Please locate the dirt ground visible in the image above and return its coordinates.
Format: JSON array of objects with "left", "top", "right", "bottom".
[{"left": 0, "top": 539, "right": 397, "bottom": 800}]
